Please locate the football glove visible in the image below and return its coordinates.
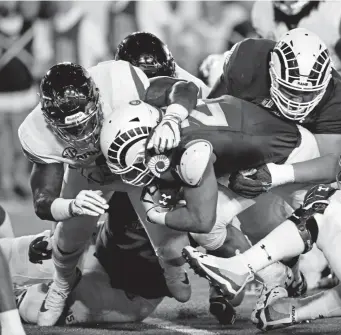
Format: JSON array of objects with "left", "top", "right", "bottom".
[
  {"left": 147, "top": 113, "right": 182, "bottom": 154},
  {"left": 229, "top": 168, "right": 271, "bottom": 199},
  {"left": 301, "top": 184, "right": 336, "bottom": 214},
  {"left": 229, "top": 163, "right": 295, "bottom": 198},
  {"left": 29, "top": 234, "right": 52, "bottom": 264},
  {"left": 70, "top": 190, "right": 109, "bottom": 217}
]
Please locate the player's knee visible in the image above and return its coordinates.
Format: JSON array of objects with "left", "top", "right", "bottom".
[
  {"left": 133, "top": 298, "right": 163, "bottom": 321},
  {"left": 190, "top": 223, "right": 227, "bottom": 251}
]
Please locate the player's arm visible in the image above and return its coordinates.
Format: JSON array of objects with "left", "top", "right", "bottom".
[
  {"left": 31, "top": 162, "right": 109, "bottom": 221},
  {"left": 289, "top": 134, "right": 341, "bottom": 183},
  {"left": 146, "top": 141, "right": 218, "bottom": 233},
  {"left": 164, "top": 157, "right": 218, "bottom": 233},
  {"left": 30, "top": 162, "right": 64, "bottom": 221},
  {"left": 229, "top": 134, "right": 341, "bottom": 198},
  {"left": 145, "top": 77, "right": 199, "bottom": 153}
]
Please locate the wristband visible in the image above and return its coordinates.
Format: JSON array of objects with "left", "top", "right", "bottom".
[
  {"left": 267, "top": 163, "right": 295, "bottom": 188},
  {"left": 50, "top": 198, "right": 74, "bottom": 221},
  {"left": 165, "top": 104, "right": 189, "bottom": 122}
]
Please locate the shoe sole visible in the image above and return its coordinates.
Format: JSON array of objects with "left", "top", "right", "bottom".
[{"left": 182, "top": 249, "right": 236, "bottom": 300}]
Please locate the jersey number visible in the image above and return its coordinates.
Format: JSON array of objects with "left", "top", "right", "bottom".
[{"left": 182, "top": 102, "right": 228, "bottom": 127}]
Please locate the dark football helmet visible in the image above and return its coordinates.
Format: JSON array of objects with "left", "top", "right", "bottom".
[
  {"left": 40, "top": 62, "right": 103, "bottom": 149},
  {"left": 115, "top": 32, "right": 176, "bottom": 78}
]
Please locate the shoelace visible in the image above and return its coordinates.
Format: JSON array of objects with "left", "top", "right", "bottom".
[{"left": 44, "top": 284, "right": 69, "bottom": 310}]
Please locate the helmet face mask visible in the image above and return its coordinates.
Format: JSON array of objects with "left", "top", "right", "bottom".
[
  {"left": 100, "top": 101, "right": 162, "bottom": 187},
  {"left": 115, "top": 32, "right": 176, "bottom": 78},
  {"left": 40, "top": 63, "right": 103, "bottom": 150},
  {"left": 269, "top": 29, "right": 332, "bottom": 121}
]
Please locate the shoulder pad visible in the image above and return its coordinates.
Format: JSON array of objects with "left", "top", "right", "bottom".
[{"left": 176, "top": 140, "right": 213, "bottom": 186}]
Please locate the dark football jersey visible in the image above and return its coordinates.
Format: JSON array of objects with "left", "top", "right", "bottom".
[
  {"left": 210, "top": 38, "right": 341, "bottom": 135},
  {"left": 95, "top": 192, "right": 169, "bottom": 299},
  {"left": 174, "top": 96, "right": 300, "bottom": 177}
]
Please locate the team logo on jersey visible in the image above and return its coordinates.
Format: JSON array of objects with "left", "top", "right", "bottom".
[
  {"left": 62, "top": 147, "right": 78, "bottom": 158},
  {"left": 62, "top": 147, "right": 99, "bottom": 161},
  {"left": 129, "top": 100, "right": 141, "bottom": 106},
  {"left": 147, "top": 155, "right": 170, "bottom": 178}
]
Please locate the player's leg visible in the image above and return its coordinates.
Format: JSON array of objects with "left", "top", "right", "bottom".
[
  {"left": 0, "top": 231, "right": 54, "bottom": 286},
  {"left": 254, "top": 282, "right": 341, "bottom": 331},
  {"left": 38, "top": 166, "right": 109, "bottom": 326},
  {"left": 190, "top": 186, "right": 293, "bottom": 324},
  {"left": 183, "top": 210, "right": 308, "bottom": 299},
  {"left": 0, "top": 205, "right": 14, "bottom": 238},
  {"left": 127, "top": 188, "right": 192, "bottom": 302},
  {"left": 0, "top": 247, "right": 26, "bottom": 335}
]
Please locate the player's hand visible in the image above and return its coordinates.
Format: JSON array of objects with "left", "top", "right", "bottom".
[
  {"left": 302, "top": 184, "right": 336, "bottom": 213},
  {"left": 146, "top": 206, "right": 167, "bottom": 225},
  {"left": 70, "top": 190, "right": 109, "bottom": 217},
  {"left": 147, "top": 113, "right": 181, "bottom": 154},
  {"left": 229, "top": 168, "right": 271, "bottom": 199},
  {"left": 29, "top": 232, "right": 52, "bottom": 264},
  {"left": 199, "top": 54, "right": 223, "bottom": 78}
]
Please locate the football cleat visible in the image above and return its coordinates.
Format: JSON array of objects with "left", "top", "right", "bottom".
[
  {"left": 209, "top": 295, "right": 237, "bottom": 325},
  {"left": 254, "top": 289, "right": 299, "bottom": 331},
  {"left": 251, "top": 285, "right": 288, "bottom": 324},
  {"left": 287, "top": 271, "right": 307, "bottom": 297},
  {"left": 162, "top": 265, "right": 191, "bottom": 303},
  {"left": 182, "top": 246, "right": 253, "bottom": 300},
  {"left": 37, "top": 268, "right": 82, "bottom": 326}
]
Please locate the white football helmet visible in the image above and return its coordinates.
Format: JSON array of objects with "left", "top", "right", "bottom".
[
  {"left": 269, "top": 28, "right": 332, "bottom": 121},
  {"left": 100, "top": 100, "right": 162, "bottom": 187}
]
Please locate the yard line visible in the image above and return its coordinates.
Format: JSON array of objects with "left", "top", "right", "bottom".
[{"left": 145, "top": 317, "right": 218, "bottom": 335}]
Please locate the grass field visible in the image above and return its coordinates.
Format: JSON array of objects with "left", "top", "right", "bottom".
[{"left": 4, "top": 198, "right": 341, "bottom": 335}]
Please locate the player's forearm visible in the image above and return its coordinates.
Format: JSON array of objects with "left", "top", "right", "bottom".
[
  {"left": 146, "top": 78, "right": 198, "bottom": 119},
  {"left": 30, "top": 163, "right": 64, "bottom": 221},
  {"left": 165, "top": 206, "right": 216, "bottom": 234},
  {"left": 292, "top": 154, "right": 339, "bottom": 184}
]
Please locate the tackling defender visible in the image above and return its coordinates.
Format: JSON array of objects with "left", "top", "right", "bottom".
[
  {"left": 182, "top": 179, "right": 341, "bottom": 331},
  {"left": 18, "top": 61, "right": 198, "bottom": 326},
  {"left": 1, "top": 194, "right": 169, "bottom": 325}
]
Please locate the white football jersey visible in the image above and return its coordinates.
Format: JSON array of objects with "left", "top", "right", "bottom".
[
  {"left": 251, "top": 0, "right": 341, "bottom": 68},
  {"left": 18, "top": 60, "right": 150, "bottom": 168},
  {"left": 175, "top": 64, "right": 210, "bottom": 98}
]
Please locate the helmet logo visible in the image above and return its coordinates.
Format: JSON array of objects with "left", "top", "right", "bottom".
[
  {"left": 62, "top": 147, "right": 78, "bottom": 158},
  {"left": 65, "top": 112, "right": 87, "bottom": 124},
  {"left": 129, "top": 100, "right": 141, "bottom": 106},
  {"left": 147, "top": 155, "right": 170, "bottom": 178}
]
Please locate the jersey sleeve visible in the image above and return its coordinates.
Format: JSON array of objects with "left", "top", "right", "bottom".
[
  {"left": 18, "top": 104, "right": 69, "bottom": 165},
  {"left": 88, "top": 60, "right": 150, "bottom": 110},
  {"left": 175, "top": 64, "right": 210, "bottom": 98}
]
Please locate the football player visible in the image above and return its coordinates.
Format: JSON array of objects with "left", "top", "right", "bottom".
[
  {"left": 182, "top": 179, "right": 341, "bottom": 331},
  {"left": 207, "top": 28, "right": 339, "bottom": 194},
  {"left": 251, "top": 1, "right": 341, "bottom": 70},
  {"left": 0, "top": 208, "right": 26, "bottom": 335},
  {"left": 203, "top": 28, "right": 341, "bottom": 293},
  {"left": 1, "top": 195, "right": 168, "bottom": 325},
  {"left": 100, "top": 96, "right": 319, "bottom": 234},
  {"left": 18, "top": 61, "right": 198, "bottom": 326},
  {"left": 115, "top": 31, "right": 210, "bottom": 98}
]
